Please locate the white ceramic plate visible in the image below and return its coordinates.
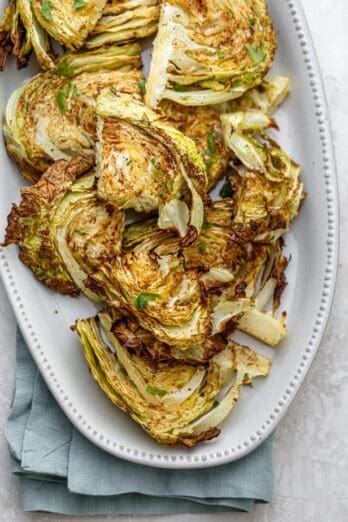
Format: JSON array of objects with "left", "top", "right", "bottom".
[{"left": 0, "top": 0, "right": 338, "bottom": 469}]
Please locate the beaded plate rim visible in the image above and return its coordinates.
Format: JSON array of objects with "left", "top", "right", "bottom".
[{"left": 0, "top": 0, "right": 339, "bottom": 469}]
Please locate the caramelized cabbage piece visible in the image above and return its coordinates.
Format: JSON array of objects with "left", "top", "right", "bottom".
[
  {"left": 109, "top": 311, "right": 228, "bottom": 365},
  {"left": 0, "top": 0, "right": 55, "bottom": 70},
  {"left": 88, "top": 245, "right": 212, "bottom": 348},
  {"left": 159, "top": 77, "right": 290, "bottom": 190},
  {"left": 87, "top": 0, "right": 160, "bottom": 49},
  {"left": 3, "top": 157, "right": 124, "bottom": 299},
  {"left": 221, "top": 110, "right": 305, "bottom": 240},
  {"left": 145, "top": 0, "right": 276, "bottom": 107},
  {"left": 160, "top": 101, "right": 230, "bottom": 190},
  {"left": 31, "top": 0, "right": 106, "bottom": 50},
  {"left": 120, "top": 198, "right": 289, "bottom": 347},
  {"left": 3, "top": 43, "right": 142, "bottom": 181},
  {"left": 96, "top": 90, "right": 207, "bottom": 238},
  {"left": 75, "top": 310, "right": 271, "bottom": 446}
]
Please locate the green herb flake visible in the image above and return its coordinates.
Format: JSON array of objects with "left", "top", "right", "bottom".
[
  {"left": 41, "top": 0, "right": 52, "bottom": 20},
  {"left": 213, "top": 400, "right": 220, "bottom": 408},
  {"left": 216, "top": 49, "right": 225, "bottom": 59},
  {"left": 60, "top": 83, "right": 70, "bottom": 97},
  {"left": 202, "top": 219, "right": 213, "bottom": 229},
  {"left": 198, "top": 241, "right": 208, "bottom": 253},
  {"left": 173, "top": 84, "right": 187, "bottom": 92},
  {"left": 207, "top": 132, "right": 217, "bottom": 157},
  {"left": 126, "top": 159, "right": 133, "bottom": 166},
  {"left": 55, "top": 82, "right": 78, "bottom": 113},
  {"left": 151, "top": 157, "right": 157, "bottom": 166},
  {"left": 138, "top": 79, "right": 146, "bottom": 95},
  {"left": 71, "top": 82, "right": 79, "bottom": 99},
  {"left": 146, "top": 385, "right": 167, "bottom": 397},
  {"left": 244, "top": 72, "right": 255, "bottom": 86},
  {"left": 249, "top": 18, "right": 256, "bottom": 26},
  {"left": 205, "top": 158, "right": 213, "bottom": 174},
  {"left": 169, "top": 179, "right": 174, "bottom": 191},
  {"left": 245, "top": 43, "right": 266, "bottom": 65},
  {"left": 56, "top": 59, "right": 75, "bottom": 78},
  {"left": 219, "top": 180, "right": 233, "bottom": 198},
  {"left": 135, "top": 293, "right": 161, "bottom": 310},
  {"left": 110, "top": 87, "right": 117, "bottom": 95},
  {"left": 72, "top": 0, "right": 87, "bottom": 10},
  {"left": 55, "top": 90, "right": 68, "bottom": 113}
]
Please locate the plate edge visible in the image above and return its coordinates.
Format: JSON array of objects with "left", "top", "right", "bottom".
[{"left": 0, "top": 0, "right": 340, "bottom": 469}]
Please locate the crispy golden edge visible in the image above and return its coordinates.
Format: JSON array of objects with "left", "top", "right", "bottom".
[{"left": 3, "top": 156, "right": 94, "bottom": 295}]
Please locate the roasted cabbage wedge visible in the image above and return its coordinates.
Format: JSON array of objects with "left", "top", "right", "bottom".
[
  {"left": 0, "top": 0, "right": 56, "bottom": 70},
  {"left": 208, "top": 107, "right": 305, "bottom": 347},
  {"left": 75, "top": 310, "right": 271, "bottom": 446},
  {"left": 221, "top": 110, "right": 305, "bottom": 239},
  {"left": 213, "top": 241, "right": 288, "bottom": 347},
  {"left": 3, "top": 43, "right": 142, "bottom": 181},
  {"left": 87, "top": 0, "right": 160, "bottom": 49},
  {"left": 159, "top": 77, "right": 291, "bottom": 190},
  {"left": 3, "top": 157, "right": 125, "bottom": 299},
  {"left": 87, "top": 245, "right": 212, "bottom": 348},
  {"left": 145, "top": 0, "right": 276, "bottom": 107},
  {"left": 31, "top": 0, "right": 106, "bottom": 50},
  {"left": 96, "top": 90, "right": 207, "bottom": 238},
  {"left": 90, "top": 197, "right": 288, "bottom": 350},
  {"left": 90, "top": 208, "right": 245, "bottom": 349}
]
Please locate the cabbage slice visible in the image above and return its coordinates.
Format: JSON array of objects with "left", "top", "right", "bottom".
[
  {"left": 75, "top": 311, "right": 271, "bottom": 446},
  {"left": 145, "top": 0, "right": 276, "bottom": 107}
]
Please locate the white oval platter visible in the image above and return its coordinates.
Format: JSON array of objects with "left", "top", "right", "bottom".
[{"left": 0, "top": 0, "right": 339, "bottom": 469}]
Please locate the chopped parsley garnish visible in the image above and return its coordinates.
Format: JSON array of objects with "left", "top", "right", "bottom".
[
  {"left": 249, "top": 18, "right": 256, "bottom": 26},
  {"left": 41, "top": 0, "right": 52, "bottom": 20},
  {"left": 204, "top": 158, "right": 213, "bottom": 174},
  {"left": 207, "top": 132, "right": 217, "bottom": 157},
  {"left": 198, "top": 241, "right": 208, "bottom": 253},
  {"left": 126, "top": 159, "right": 133, "bottom": 166},
  {"left": 72, "top": 0, "right": 87, "bottom": 10},
  {"left": 71, "top": 82, "right": 79, "bottom": 99},
  {"left": 55, "top": 91, "right": 68, "bottom": 113},
  {"left": 135, "top": 293, "right": 161, "bottom": 310},
  {"left": 213, "top": 400, "right": 220, "bottom": 408},
  {"left": 56, "top": 59, "right": 75, "bottom": 78},
  {"left": 173, "top": 84, "right": 187, "bottom": 92},
  {"left": 146, "top": 385, "right": 167, "bottom": 397},
  {"left": 151, "top": 157, "right": 157, "bottom": 166},
  {"left": 202, "top": 219, "right": 213, "bottom": 229},
  {"left": 55, "top": 81, "right": 79, "bottom": 113},
  {"left": 245, "top": 44, "right": 266, "bottom": 65},
  {"left": 216, "top": 49, "right": 225, "bottom": 59},
  {"left": 244, "top": 72, "right": 255, "bottom": 85},
  {"left": 138, "top": 79, "right": 146, "bottom": 95},
  {"left": 219, "top": 180, "right": 233, "bottom": 198},
  {"left": 110, "top": 87, "right": 117, "bottom": 95}
]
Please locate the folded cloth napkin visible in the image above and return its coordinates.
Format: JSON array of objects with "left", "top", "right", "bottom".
[{"left": 6, "top": 330, "right": 274, "bottom": 515}]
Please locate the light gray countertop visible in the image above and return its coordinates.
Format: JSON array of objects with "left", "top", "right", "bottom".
[{"left": 0, "top": 1, "right": 347, "bottom": 520}]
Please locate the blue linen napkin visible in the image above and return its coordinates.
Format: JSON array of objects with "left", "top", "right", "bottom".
[{"left": 6, "top": 330, "right": 274, "bottom": 514}]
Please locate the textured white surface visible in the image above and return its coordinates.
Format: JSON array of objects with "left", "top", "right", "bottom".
[{"left": 0, "top": 0, "right": 347, "bottom": 520}]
